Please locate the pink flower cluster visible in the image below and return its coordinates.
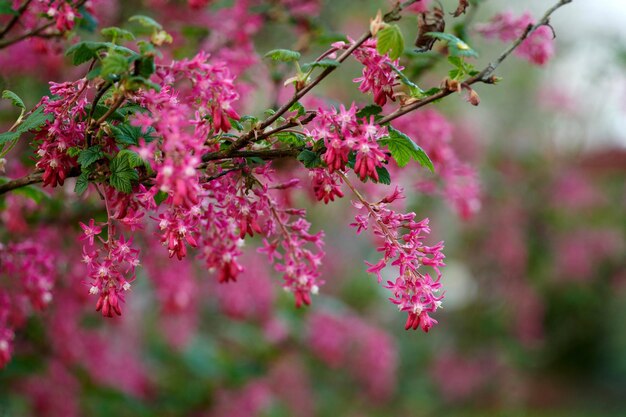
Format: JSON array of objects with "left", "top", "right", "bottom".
[
  {"left": 307, "top": 310, "right": 397, "bottom": 401},
  {"left": 35, "top": 79, "right": 88, "bottom": 187},
  {"left": 0, "top": 239, "right": 56, "bottom": 368},
  {"left": 476, "top": 12, "right": 555, "bottom": 66},
  {"left": 309, "top": 168, "right": 344, "bottom": 203},
  {"left": 307, "top": 104, "right": 388, "bottom": 181},
  {"left": 333, "top": 38, "right": 401, "bottom": 106},
  {"left": 351, "top": 187, "right": 445, "bottom": 332},
  {"left": 80, "top": 216, "right": 139, "bottom": 318},
  {"left": 257, "top": 177, "right": 325, "bottom": 307}
]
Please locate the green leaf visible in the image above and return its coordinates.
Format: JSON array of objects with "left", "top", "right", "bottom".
[
  {"left": 264, "top": 49, "right": 301, "bottom": 63},
  {"left": 101, "top": 53, "right": 129, "bottom": 79},
  {"left": 379, "top": 127, "right": 434, "bottom": 172},
  {"left": 376, "top": 24, "right": 405, "bottom": 60},
  {"left": 229, "top": 117, "right": 243, "bottom": 132},
  {"left": 356, "top": 104, "right": 383, "bottom": 119},
  {"left": 109, "top": 153, "right": 139, "bottom": 193},
  {"left": 154, "top": 190, "right": 168, "bottom": 205},
  {"left": 65, "top": 41, "right": 109, "bottom": 65},
  {"left": 66, "top": 41, "right": 137, "bottom": 66},
  {"left": 426, "top": 32, "right": 478, "bottom": 58},
  {"left": 300, "top": 59, "right": 340, "bottom": 72},
  {"left": 13, "top": 185, "right": 48, "bottom": 204},
  {"left": 77, "top": 146, "right": 104, "bottom": 169},
  {"left": 0, "top": 106, "right": 52, "bottom": 145},
  {"left": 2, "top": 90, "right": 25, "bottom": 109},
  {"left": 288, "top": 101, "right": 306, "bottom": 117},
  {"left": 117, "top": 149, "right": 146, "bottom": 168},
  {"left": 0, "top": 1, "right": 18, "bottom": 15},
  {"left": 110, "top": 123, "right": 155, "bottom": 146},
  {"left": 276, "top": 131, "right": 307, "bottom": 147},
  {"left": 101, "top": 27, "right": 136, "bottom": 42},
  {"left": 129, "top": 15, "right": 162, "bottom": 30},
  {"left": 297, "top": 149, "right": 323, "bottom": 168},
  {"left": 375, "top": 166, "right": 391, "bottom": 185},
  {"left": 19, "top": 106, "right": 52, "bottom": 132},
  {"left": 0, "top": 131, "right": 19, "bottom": 145},
  {"left": 74, "top": 171, "right": 90, "bottom": 195},
  {"left": 67, "top": 147, "right": 82, "bottom": 158}
]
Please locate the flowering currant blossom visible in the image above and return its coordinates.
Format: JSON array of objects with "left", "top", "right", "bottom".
[
  {"left": 350, "top": 187, "right": 445, "bottom": 332},
  {"left": 34, "top": 79, "right": 89, "bottom": 188},
  {"left": 307, "top": 104, "right": 388, "bottom": 181},
  {"left": 333, "top": 38, "right": 401, "bottom": 106}
]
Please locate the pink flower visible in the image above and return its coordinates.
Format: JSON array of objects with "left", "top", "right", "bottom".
[{"left": 79, "top": 219, "right": 102, "bottom": 246}]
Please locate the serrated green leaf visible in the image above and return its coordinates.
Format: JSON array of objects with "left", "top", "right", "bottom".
[
  {"left": 117, "top": 149, "right": 146, "bottom": 168},
  {"left": 77, "top": 146, "right": 104, "bottom": 169},
  {"left": 101, "top": 53, "right": 129, "bottom": 79},
  {"left": 65, "top": 41, "right": 109, "bottom": 65},
  {"left": 0, "top": 131, "right": 19, "bottom": 145},
  {"left": 356, "top": 105, "right": 383, "bottom": 119},
  {"left": 67, "top": 147, "right": 82, "bottom": 157},
  {"left": 276, "top": 131, "right": 307, "bottom": 147},
  {"left": 19, "top": 106, "right": 52, "bottom": 133},
  {"left": 129, "top": 15, "right": 162, "bottom": 30},
  {"left": 377, "top": 24, "right": 404, "bottom": 60},
  {"left": 297, "top": 149, "right": 323, "bottom": 168},
  {"left": 101, "top": 27, "right": 135, "bottom": 42},
  {"left": 301, "top": 59, "right": 340, "bottom": 72},
  {"left": 74, "top": 171, "right": 90, "bottom": 195},
  {"left": 379, "top": 127, "right": 434, "bottom": 172},
  {"left": 109, "top": 153, "right": 139, "bottom": 193},
  {"left": 264, "top": 49, "right": 301, "bottom": 63},
  {"left": 110, "top": 123, "right": 155, "bottom": 146},
  {"left": 2, "top": 90, "right": 25, "bottom": 109}
]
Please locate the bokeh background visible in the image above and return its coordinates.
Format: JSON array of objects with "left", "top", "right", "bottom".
[{"left": 0, "top": 1, "right": 625, "bottom": 416}]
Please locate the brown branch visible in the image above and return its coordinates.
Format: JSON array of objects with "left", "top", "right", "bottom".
[
  {"left": 0, "top": 0, "right": 34, "bottom": 39},
  {"left": 226, "top": 0, "right": 418, "bottom": 155},
  {"left": 378, "top": 0, "right": 573, "bottom": 125},
  {"left": 0, "top": 149, "right": 301, "bottom": 195}
]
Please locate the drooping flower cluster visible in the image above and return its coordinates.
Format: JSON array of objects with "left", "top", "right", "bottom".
[
  {"left": 307, "top": 104, "right": 388, "bottom": 181},
  {"left": 257, "top": 179, "right": 325, "bottom": 308},
  {"left": 333, "top": 38, "right": 401, "bottom": 106},
  {"left": 0, "top": 239, "right": 56, "bottom": 367},
  {"left": 34, "top": 79, "right": 88, "bottom": 187},
  {"left": 351, "top": 186, "right": 445, "bottom": 332},
  {"left": 309, "top": 168, "right": 344, "bottom": 203},
  {"left": 80, "top": 214, "right": 139, "bottom": 317},
  {"left": 476, "top": 12, "right": 555, "bottom": 66}
]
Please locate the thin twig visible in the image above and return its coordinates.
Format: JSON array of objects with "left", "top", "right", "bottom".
[{"left": 0, "top": 0, "right": 34, "bottom": 39}]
